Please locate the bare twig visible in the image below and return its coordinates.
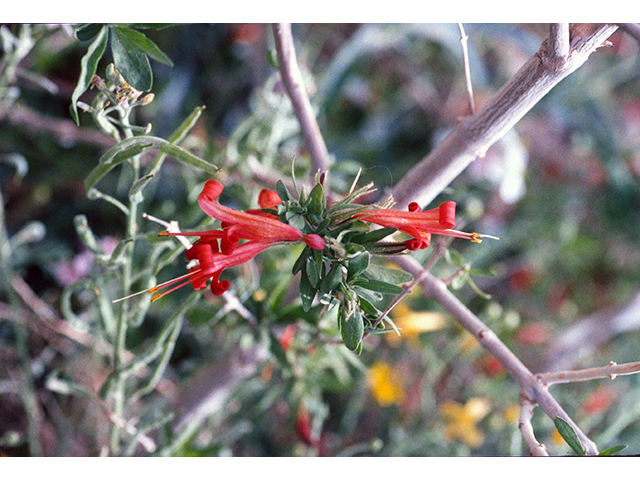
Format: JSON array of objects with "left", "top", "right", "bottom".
[
  {"left": 390, "top": 24, "right": 618, "bottom": 210},
  {"left": 392, "top": 254, "right": 599, "bottom": 455},
  {"left": 538, "top": 361, "right": 640, "bottom": 386},
  {"left": 457, "top": 23, "right": 475, "bottom": 115},
  {"left": 272, "top": 23, "right": 331, "bottom": 182},
  {"left": 519, "top": 398, "right": 549, "bottom": 456}
]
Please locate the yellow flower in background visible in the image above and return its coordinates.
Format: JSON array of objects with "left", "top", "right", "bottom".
[
  {"left": 503, "top": 404, "right": 520, "bottom": 424},
  {"left": 387, "top": 301, "right": 448, "bottom": 347},
  {"left": 367, "top": 361, "right": 405, "bottom": 407},
  {"left": 440, "top": 397, "right": 491, "bottom": 448}
]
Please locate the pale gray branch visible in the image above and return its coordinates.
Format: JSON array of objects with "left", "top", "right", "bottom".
[
  {"left": 538, "top": 361, "right": 640, "bottom": 386},
  {"left": 457, "top": 23, "right": 475, "bottom": 115},
  {"left": 549, "top": 23, "right": 571, "bottom": 63},
  {"left": 390, "top": 24, "right": 618, "bottom": 210},
  {"left": 392, "top": 254, "right": 599, "bottom": 455},
  {"left": 272, "top": 23, "right": 331, "bottom": 182},
  {"left": 519, "top": 398, "right": 549, "bottom": 456}
]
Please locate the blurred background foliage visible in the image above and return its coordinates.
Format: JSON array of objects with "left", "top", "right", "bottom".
[{"left": 2, "top": 23, "right": 640, "bottom": 456}]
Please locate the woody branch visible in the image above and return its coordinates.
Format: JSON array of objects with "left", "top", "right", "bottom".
[
  {"left": 272, "top": 23, "right": 332, "bottom": 182},
  {"left": 392, "top": 255, "right": 599, "bottom": 455},
  {"left": 389, "top": 23, "right": 618, "bottom": 210},
  {"left": 272, "top": 23, "right": 622, "bottom": 456}
]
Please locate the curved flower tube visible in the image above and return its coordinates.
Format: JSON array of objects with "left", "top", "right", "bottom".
[
  {"left": 147, "top": 240, "right": 271, "bottom": 301},
  {"left": 246, "top": 188, "right": 282, "bottom": 218},
  {"left": 354, "top": 201, "right": 488, "bottom": 250},
  {"left": 198, "top": 180, "right": 325, "bottom": 253}
]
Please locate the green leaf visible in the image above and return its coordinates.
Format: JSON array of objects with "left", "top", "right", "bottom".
[
  {"left": 267, "top": 49, "right": 279, "bottom": 69},
  {"left": 307, "top": 183, "right": 326, "bottom": 216},
  {"left": 320, "top": 263, "right": 343, "bottom": 294},
  {"left": 74, "top": 23, "right": 104, "bottom": 42},
  {"left": 346, "top": 227, "right": 397, "bottom": 245},
  {"left": 167, "top": 106, "right": 205, "bottom": 144},
  {"left": 357, "top": 295, "right": 380, "bottom": 317},
  {"left": 286, "top": 212, "right": 306, "bottom": 231},
  {"left": 305, "top": 256, "right": 320, "bottom": 288},
  {"left": 85, "top": 135, "right": 218, "bottom": 191},
  {"left": 291, "top": 246, "right": 308, "bottom": 275},
  {"left": 598, "top": 445, "right": 627, "bottom": 456},
  {"left": 110, "top": 26, "right": 153, "bottom": 91},
  {"left": 347, "top": 252, "right": 370, "bottom": 281},
  {"left": 299, "top": 269, "right": 316, "bottom": 312},
  {"left": 353, "top": 277, "right": 403, "bottom": 295},
  {"left": 73, "top": 214, "right": 102, "bottom": 254},
  {"left": 339, "top": 306, "right": 364, "bottom": 351},
  {"left": 553, "top": 417, "right": 586, "bottom": 456},
  {"left": 445, "top": 248, "right": 466, "bottom": 267},
  {"left": 70, "top": 25, "right": 109, "bottom": 125},
  {"left": 116, "top": 23, "right": 179, "bottom": 30},
  {"left": 147, "top": 105, "right": 206, "bottom": 177},
  {"left": 276, "top": 180, "right": 292, "bottom": 203},
  {"left": 365, "top": 263, "right": 413, "bottom": 285},
  {"left": 111, "top": 26, "right": 174, "bottom": 66}
]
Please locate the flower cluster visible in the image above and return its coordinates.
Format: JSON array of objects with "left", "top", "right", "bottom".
[
  {"left": 148, "top": 180, "right": 325, "bottom": 301},
  {"left": 139, "top": 177, "right": 494, "bottom": 351}
]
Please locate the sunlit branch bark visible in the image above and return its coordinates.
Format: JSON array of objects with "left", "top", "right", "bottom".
[
  {"left": 538, "top": 361, "right": 640, "bottom": 386},
  {"left": 457, "top": 23, "right": 475, "bottom": 115},
  {"left": 390, "top": 23, "right": 618, "bottom": 210},
  {"left": 272, "top": 23, "right": 331, "bottom": 182},
  {"left": 519, "top": 398, "right": 549, "bottom": 456},
  {"left": 549, "top": 23, "right": 570, "bottom": 63}
]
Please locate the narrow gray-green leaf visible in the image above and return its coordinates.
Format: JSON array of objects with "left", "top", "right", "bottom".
[
  {"left": 85, "top": 135, "right": 218, "bottom": 191},
  {"left": 554, "top": 417, "right": 586, "bottom": 456},
  {"left": 148, "top": 105, "right": 206, "bottom": 177},
  {"left": 598, "top": 445, "right": 627, "bottom": 456},
  {"left": 70, "top": 25, "right": 108, "bottom": 125},
  {"left": 111, "top": 26, "right": 174, "bottom": 66},
  {"left": 167, "top": 106, "right": 205, "bottom": 144}
]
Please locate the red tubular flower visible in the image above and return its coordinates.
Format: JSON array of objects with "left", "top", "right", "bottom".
[
  {"left": 147, "top": 240, "right": 271, "bottom": 301},
  {"left": 354, "top": 201, "right": 489, "bottom": 250},
  {"left": 246, "top": 188, "right": 282, "bottom": 218},
  {"left": 198, "top": 180, "right": 325, "bottom": 253}
]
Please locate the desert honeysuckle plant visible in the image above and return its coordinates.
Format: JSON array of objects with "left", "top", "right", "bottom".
[
  {"left": 121, "top": 173, "right": 495, "bottom": 352},
  {"left": 5, "top": 23, "right": 640, "bottom": 458}
]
